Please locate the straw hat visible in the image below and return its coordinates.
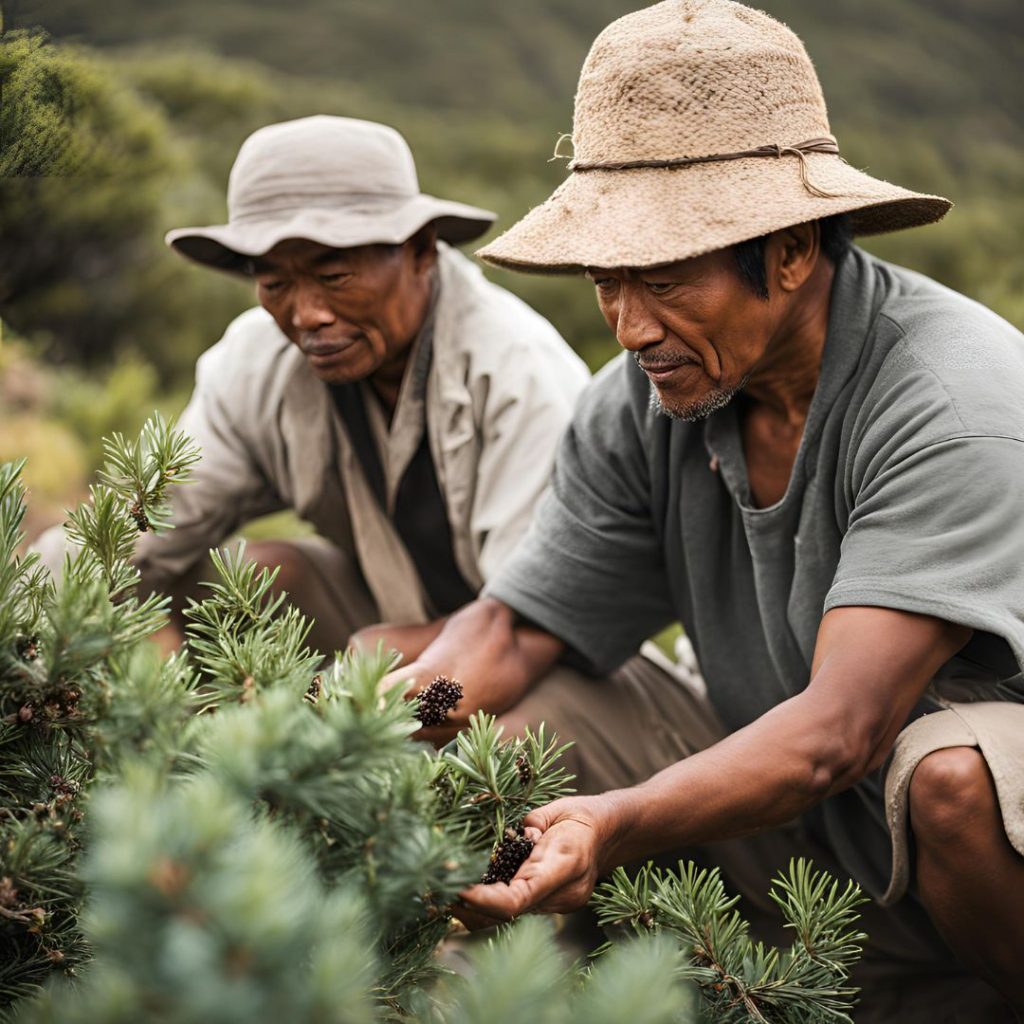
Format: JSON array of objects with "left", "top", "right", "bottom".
[
  {"left": 167, "top": 115, "right": 496, "bottom": 275},
  {"left": 478, "top": 0, "right": 951, "bottom": 274}
]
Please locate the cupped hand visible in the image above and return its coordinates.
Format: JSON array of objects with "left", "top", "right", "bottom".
[{"left": 454, "top": 794, "right": 624, "bottom": 926}]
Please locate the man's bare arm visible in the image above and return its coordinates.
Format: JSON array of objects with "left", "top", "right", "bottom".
[
  {"left": 379, "top": 597, "right": 564, "bottom": 744},
  {"left": 349, "top": 618, "right": 449, "bottom": 667},
  {"left": 460, "top": 605, "right": 971, "bottom": 920}
]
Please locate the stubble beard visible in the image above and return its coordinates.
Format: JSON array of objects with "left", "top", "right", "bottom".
[{"left": 649, "top": 374, "right": 749, "bottom": 421}]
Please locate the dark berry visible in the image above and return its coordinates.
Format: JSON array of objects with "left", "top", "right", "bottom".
[
  {"left": 481, "top": 826, "right": 534, "bottom": 885},
  {"left": 16, "top": 635, "right": 40, "bottom": 661},
  {"left": 128, "top": 501, "right": 150, "bottom": 532},
  {"left": 304, "top": 674, "right": 322, "bottom": 705},
  {"left": 415, "top": 676, "right": 463, "bottom": 727}
]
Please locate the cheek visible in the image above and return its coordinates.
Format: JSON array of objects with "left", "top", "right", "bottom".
[
  {"left": 596, "top": 294, "right": 618, "bottom": 332},
  {"left": 264, "top": 305, "right": 298, "bottom": 344}
]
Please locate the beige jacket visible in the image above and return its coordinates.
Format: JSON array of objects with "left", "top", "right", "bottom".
[{"left": 134, "top": 245, "right": 590, "bottom": 623}]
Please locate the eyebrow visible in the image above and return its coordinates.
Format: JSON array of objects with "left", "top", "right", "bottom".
[
  {"left": 311, "top": 248, "right": 353, "bottom": 267},
  {"left": 250, "top": 249, "right": 353, "bottom": 274}
]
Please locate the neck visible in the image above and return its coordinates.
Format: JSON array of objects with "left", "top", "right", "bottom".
[{"left": 743, "top": 260, "right": 835, "bottom": 427}]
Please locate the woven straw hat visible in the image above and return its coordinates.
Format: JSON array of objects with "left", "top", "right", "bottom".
[
  {"left": 478, "top": 0, "right": 951, "bottom": 274},
  {"left": 167, "top": 116, "right": 496, "bottom": 276}
]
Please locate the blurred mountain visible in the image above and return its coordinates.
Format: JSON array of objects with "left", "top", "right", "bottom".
[
  {"left": 2, "top": 0, "right": 1021, "bottom": 376},
  {"left": 15, "top": 0, "right": 1021, "bottom": 145}
]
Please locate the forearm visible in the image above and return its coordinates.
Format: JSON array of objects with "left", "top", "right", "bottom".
[
  {"left": 602, "top": 608, "right": 973, "bottom": 867},
  {"left": 600, "top": 690, "right": 860, "bottom": 868},
  {"left": 350, "top": 618, "right": 448, "bottom": 664}
]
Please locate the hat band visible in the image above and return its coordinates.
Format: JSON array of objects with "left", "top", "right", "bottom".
[
  {"left": 568, "top": 136, "right": 844, "bottom": 199},
  {"left": 230, "top": 191, "right": 416, "bottom": 224}
]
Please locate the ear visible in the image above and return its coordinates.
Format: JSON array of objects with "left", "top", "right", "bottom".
[
  {"left": 767, "top": 222, "right": 820, "bottom": 293},
  {"left": 406, "top": 224, "right": 439, "bottom": 274}
]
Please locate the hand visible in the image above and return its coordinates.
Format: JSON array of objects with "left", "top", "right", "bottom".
[
  {"left": 381, "top": 651, "right": 531, "bottom": 746},
  {"left": 377, "top": 598, "right": 563, "bottom": 746},
  {"left": 454, "top": 794, "right": 625, "bottom": 926}
]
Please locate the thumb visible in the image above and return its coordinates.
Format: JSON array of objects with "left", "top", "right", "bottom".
[
  {"left": 523, "top": 797, "right": 575, "bottom": 832},
  {"left": 380, "top": 666, "right": 421, "bottom": 697}
]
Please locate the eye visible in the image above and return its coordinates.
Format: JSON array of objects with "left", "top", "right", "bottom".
[
  {"left": 257, "top": 279, "right": 286, "bottom": 294},
  {"left": 645, "top": 281, "right": 677, "bottom": 296},
  {"left": 319, "top": 271, "right": 352, "bottom": 288},
  {"left": 592, "top": 277, "right": 618, "bottom": 294}
]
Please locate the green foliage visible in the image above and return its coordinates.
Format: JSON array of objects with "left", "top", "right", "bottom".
[
  {"left": 182, "top": 544, "right": 321, "bottom": 708},
  {"left": 0, "top": 419, "right": 868, "bottom": 1021},
  {"left": 592, "top": 859, "right": 868, "bottom": 1023},
  {"left": 438, "top": 916, "right": 696, "bottom": 1024},
  {"left": 16, "top": 770, "right": 379, "bottom": 1024},
  {"left": 0, "top": 414, "right": 200, "bottom": 1004},
  {"left": 437, "top": 713, "right": 574, "bottom": 847}
]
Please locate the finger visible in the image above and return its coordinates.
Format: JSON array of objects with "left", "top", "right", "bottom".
[
  {"left": 523, "top": 800, "right": 566, "bottom": 831},
  {"left": 523, "top": 826, "right": 543, "bottom": 843},
  {"left": 450, "top": 903, "right": 505, "bottom": 932},
  {"left": 458, "top": 880, "right": 535, "bottom": 920},
  {"left": 459, "top": 849, "right": 580, "bottom": 919}
]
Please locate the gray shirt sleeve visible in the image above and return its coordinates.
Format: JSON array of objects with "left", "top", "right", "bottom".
[
  {"left": 826, "top": 430, "right": 1024, "bottom": 681},
  {"left": 484, "top": 355, "right": 676, "bottom": 673}
]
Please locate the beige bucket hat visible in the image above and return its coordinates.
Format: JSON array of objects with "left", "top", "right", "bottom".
[
  {"left": 478, "top": 0, "right": 951, "bottom": 274},
  {"left": 167, "top": 115, "right": 496, "bottom": 275}
]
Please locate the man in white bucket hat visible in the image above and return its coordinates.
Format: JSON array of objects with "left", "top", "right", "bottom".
[
  {"left": 386, "top": 2, "right": 1024, "bottom": 1016},
  {"left": 125, "top": 115, "right": 590, "bottom": 655}
]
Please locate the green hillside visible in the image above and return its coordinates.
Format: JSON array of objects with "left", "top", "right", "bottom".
[
  {"left": 2, "top": 0, "right": 1021, "bottom": 379},
  {"left": 18, "top": 0, "right": 1022, "bottom": 142}
]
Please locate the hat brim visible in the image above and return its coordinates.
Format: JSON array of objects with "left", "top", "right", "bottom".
[
  {"left": 166, "top": 193, "right": 496, "bottom": 276},
  {"left": 476, "top": 153, "right": 951, "bottom": 274}
]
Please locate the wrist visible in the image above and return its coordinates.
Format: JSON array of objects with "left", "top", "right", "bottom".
[{"left": 592, "top": 788, "right": 644, "bottom": 873}]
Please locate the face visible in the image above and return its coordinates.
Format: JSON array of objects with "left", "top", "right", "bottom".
[
  {"left": 252, "top": 237, "right": 436, "bottom": 386},
  {"left": 588, "top": 247, "right": 780, "bottom": 420}
]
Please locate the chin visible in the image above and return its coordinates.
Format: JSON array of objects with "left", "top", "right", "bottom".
[
  {"left": 309, "top": 359, "right": 375, "bottom": 387},
  {"left": 652, "top": 382, "right": 738, "bottom": 421}
]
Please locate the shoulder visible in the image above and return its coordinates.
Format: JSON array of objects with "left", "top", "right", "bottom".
[
  {"left": 865, "top": 259, "right": 1024, "bottom": 443},
  {"left": 434, "top": 245, "right": 590, "bottom": 392},
  {"left": 194, "top": 306, "right": 305, "bottom": 396}
]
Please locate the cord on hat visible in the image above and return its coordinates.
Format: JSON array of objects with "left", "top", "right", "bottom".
[{"left": 562, "top": 136, "right": 848, "bottom": 199}]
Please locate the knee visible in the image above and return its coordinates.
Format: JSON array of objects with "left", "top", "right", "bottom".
[
  {"left": 908, "top": 746, "right": 995, "bottom": 848},
  {"left": 244, "top": 540, "right": 306, "bottom": 594}
]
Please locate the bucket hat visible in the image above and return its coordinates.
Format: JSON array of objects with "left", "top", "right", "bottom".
[
  {"left": 167, "top": 115, "right": 496, "bottom": 275},
  {"left": 478, "top": 0, "right": 951, "bottom": 274}
]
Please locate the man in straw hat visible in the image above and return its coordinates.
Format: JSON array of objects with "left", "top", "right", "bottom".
[
  {"left": 124, "top": 115, "right": 589, "bottom": 655},
  {"left": 386, "top": 2, "right": 1024, "bottom": 1016}
]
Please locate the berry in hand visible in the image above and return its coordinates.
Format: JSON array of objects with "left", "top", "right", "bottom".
[
  {"left": 415, "top": 676, "right": 463, "bottom": 727},
  {"left": 481, "top": 826, "right": 534, "bottom": 885}
]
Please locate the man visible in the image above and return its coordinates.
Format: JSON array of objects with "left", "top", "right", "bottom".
[
  {"left": 383, "top": 3, "right": 1024, "bottom": 1019},
  {"left": 130, "top": 115, "right": 589, "bottom": 655}
]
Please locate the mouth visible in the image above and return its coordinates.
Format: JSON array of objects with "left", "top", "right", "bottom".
[
  {"left": 637, "top": 356, "right": 700, "bottom": 384},
  {"left": 300, "top": 335, "right": 362, "bottom": 366}
]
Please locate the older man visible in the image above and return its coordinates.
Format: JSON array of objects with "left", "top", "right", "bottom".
[
  {"left": 130, "top": 115, "right": 589, "bottom": 655},
  {"left": 387, "top": 3, "right": 1024, "bottom": 1019}
]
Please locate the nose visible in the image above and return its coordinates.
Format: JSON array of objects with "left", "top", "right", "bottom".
[
  {"left": 614, "top": 283, "right": 665, "bottom": 353},
  {"left": 290, "top": 281, "right": 336, "bottom": 333}
]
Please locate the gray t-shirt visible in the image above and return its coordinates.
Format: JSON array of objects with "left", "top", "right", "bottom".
[{"left": 487, "top": 245, "right": 1024, "bottom": 900}]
